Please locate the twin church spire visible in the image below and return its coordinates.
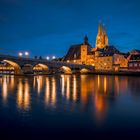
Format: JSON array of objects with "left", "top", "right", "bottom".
[
  {"left": 83, "top": 21, "right": 109, "bottom": 50},
  {"left": 98, "top": 22, "right": 106, "bottom": 35},
  {"left": 84, "top": 22, "right": 108, "bottom": 51},
  {"left": 96, "top": 22, "right": 108, "bottom": 49}
]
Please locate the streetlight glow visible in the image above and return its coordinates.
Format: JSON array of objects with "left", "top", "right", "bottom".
[
  {"left": 18, "top": 52, "right": 23, "bottom": 57},
  {"left": 46, "top": 56, "right": 50, "bottom": 60},
  {"left": 25, "top": 52, "right": 29, "bottom": 56},
  {"left": 52, "top": 56, "right": 56, "bottom": 59}
]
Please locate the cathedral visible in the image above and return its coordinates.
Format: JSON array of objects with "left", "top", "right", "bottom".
[{"left": 63, "top": 22, "right": 128, "bottom": 71}]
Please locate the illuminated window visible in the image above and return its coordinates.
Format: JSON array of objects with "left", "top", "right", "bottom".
[
  {"left": 129, "top": 64, "right": 133, "bottom": 67},
  {"left": 134, "top": 63, "right": 137, "bottom": 67}
]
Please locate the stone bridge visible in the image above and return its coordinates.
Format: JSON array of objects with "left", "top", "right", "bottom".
[{"left": 0, "top": 54, "right": 94, "bottom": 75}]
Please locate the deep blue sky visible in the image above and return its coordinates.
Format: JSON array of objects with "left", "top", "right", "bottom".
[{"left": 0, "top": 0, "right": 140, "bottom": 57}]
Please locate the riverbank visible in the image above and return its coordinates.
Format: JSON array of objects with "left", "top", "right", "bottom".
[
  {"left": 88, "top": 70, "right": 140, "bottom": 76},
  {"left": 1, "top": 71, "right": 140, "bottom": 76}
]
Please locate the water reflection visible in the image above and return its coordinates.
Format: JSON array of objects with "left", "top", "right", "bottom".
[
  {"left": 73, "top": 75, "right": 77, "bottom": 102},
  {"left": 2, "top": 76, "right": 8, "bottom": 103},
  {"left": 45, "top": 77, "right": 50, "bottom": 105},
  {"left": 17, "top": 79, "right": 30, "bottom": 110},
  {"left": 1, "top": 76, "right": 15, "bottom": 104},
  {"left": 36, "top": 76, "right": 43, "bottom": 94},
  {"left": 94, "top": 94, "right": 107, "bottom": 124},
  {"left": 51, "top": 77, "right": 56, "bottom": 106},
  {"left": 0, "top": 74, "right": 139, "bottom": 124},
  {"left": 61, "top": 75, "right": 65, "bottom": 96}
]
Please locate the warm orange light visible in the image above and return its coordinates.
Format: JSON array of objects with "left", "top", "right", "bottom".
[
  {"left": 73, "top": 75, "right": 77, "bottom": 102},
  {"left": 104, "top": 76, "right": 107, "bottom": 94},
  {"left": 66, "top": 75, "right": 70, "bottom": 100},
  {"left": 45, "top": 77, "right": 50, "bottom": 105},
  {"left": 17, "top": 79, "right": 30, "bottom": 110},
  {"left": 17, "top": 79, "right": 23, "bottom": 109},
  {"left": 61, "top": 75, "right": 65, "bottom": 96},
  {"left": 60, "top": 66, "right": 72, "bottom": 74},
  {"left": 37, "top": 76, "right": 43, "bottom": 94},
  {"left": 51, "top": 77, "right": 56, "bottom": 106},
  {"left": 2, "top": 76, "right": 8, "bottom": 103}
]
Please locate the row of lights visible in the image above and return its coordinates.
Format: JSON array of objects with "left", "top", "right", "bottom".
[
  {"left": 18, "top": 52, "right": 56, "bottom": 60},
  {"left": 46, "top": 56, "right": 56, "bottom": 60},
  {"left": 18, "top": 52, "right": 29, "bottom": 57}
]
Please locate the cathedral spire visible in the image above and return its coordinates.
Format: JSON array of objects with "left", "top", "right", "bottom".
[
  {"left": 84, "top": 35, "right": 88, "bottom": 45},
  {"left": 98, "top": 21, "right": 102, "bottom": 35},
  {"left": 102, "top": 24, "right": 106, "bottom": 34},
  {"left": 95, "top": 21, "right": 108, "bottom": 49},
  {"left": 98, "top": 21, "right": 107, "bottom": 35}
]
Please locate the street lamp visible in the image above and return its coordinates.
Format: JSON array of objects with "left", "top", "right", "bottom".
[
  {"left": 18, "top": 52, "right": 23, "bottom": 57},
  {"left": 46, "top": 56, "right": 50, "bottom": 60},
  {"left": 25, "top": 52, "right": 29, "bottom": 58},
  {"left": 52, "top": 56, "right": 56, "bottom": 59}
]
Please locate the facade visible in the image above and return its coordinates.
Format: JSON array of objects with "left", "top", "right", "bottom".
[
  {"left": 63, "top": 36, "right": 94, "bottom": 65},
  {"left": 128, "top": 54, "right": 140, "bottom": 71},
  {"left": 95, "top": 56, "right": 113, "bottom": 71},
  {"left": 94, "top": 53, "right": 128, "bottom": 71},
  {"left": 113, "top": 54, "right": 128, "bottom": 68}
]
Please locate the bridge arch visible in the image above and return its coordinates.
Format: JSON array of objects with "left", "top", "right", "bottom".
[
  {"left": 80, "top": 68, "right": 90, "bottom": 74},
  {"left": 59, "top": 66, "right": 72, "bottom": 74},
  {"left": 2, "top": 60, "right": 22, "bottom": 74},
  {"left": 33, "top": 63, "right": 49, "bottom": 74}
]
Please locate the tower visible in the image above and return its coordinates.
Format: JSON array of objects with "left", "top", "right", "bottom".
[
  {"left": 81, "top": 36, "right": 88, "bottom": 64},
  {"left": 84, "top": 35, "right": 88, "bottom": 45},
  {"left": 95, "top": 22, "right": 108, "bottom": 49}
]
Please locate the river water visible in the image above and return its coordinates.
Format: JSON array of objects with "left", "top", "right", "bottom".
[{"left": 0, "top": 74, "right": 140, "bottom": 139}]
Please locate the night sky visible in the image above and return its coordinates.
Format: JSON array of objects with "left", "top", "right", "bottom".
[{"left": 0, "top": 0, "right": 140, "bottom": 58}]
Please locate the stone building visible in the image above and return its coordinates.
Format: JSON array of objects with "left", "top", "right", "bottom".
[
  {"left": 95, "top": 55, "right": 113, "bottom": 71},
  {"left": 63, "top": 36, "right": 95, "bottom": 65},
  {"left": 94, "top": 53, "right": 128, "bottom": 71},
  {"left": 113, "top": 54, "right": 128, "bottom": 68}
]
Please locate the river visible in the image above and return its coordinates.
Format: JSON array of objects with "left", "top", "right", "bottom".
[{"left": 0, "top": 74, "right": 140, "bottom": 139}]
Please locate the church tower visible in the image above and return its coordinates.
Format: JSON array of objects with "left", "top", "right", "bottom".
[
  {"left": 95, "top": 22, "right": 108, "bottom": 49},
  {"left": 81, "top": 36, "right": 88, "bottom": 64}
]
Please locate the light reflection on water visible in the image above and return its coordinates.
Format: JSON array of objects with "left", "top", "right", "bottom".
[
  {"left": 1, "top": 74, "right": 140, "bottom": 135},
  {"left": 0, "top": 75, "right": 129, "bottom": 113},
  {"left": 17, "top": 78, "right": 30, "bottom": 111}
]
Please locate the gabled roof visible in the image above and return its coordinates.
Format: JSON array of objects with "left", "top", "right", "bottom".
[
  {"left": 64, "top": 44, "right": 82, "bottom": 61},
  {"left": 129, "top": 49, "right": 140, "bottom": 55},
  {"left": 97, "top": 45, "right": 120, "bottom": 56},
  {"left": 129, "top": 54, "right": 140, "bottom": 61},
  {"left": 63, "top": 43, "right": 92, "bottom": 61}
]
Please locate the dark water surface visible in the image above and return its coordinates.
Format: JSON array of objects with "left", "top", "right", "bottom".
[{"left": 0, "top": 74, "right": 140, "bottom": 139}]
